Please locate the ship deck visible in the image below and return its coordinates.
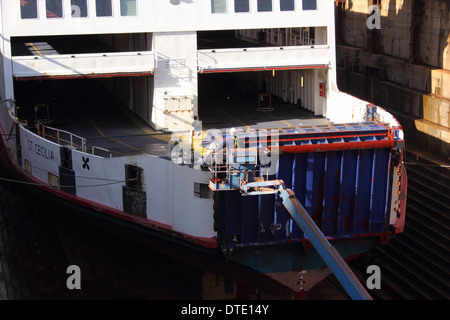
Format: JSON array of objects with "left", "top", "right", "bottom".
[
  {"left": 11, "top": 31, "right": 331, "bottom": 159},
  {"left": 14, "top": 79, "right": 330, "bottom": 159}
]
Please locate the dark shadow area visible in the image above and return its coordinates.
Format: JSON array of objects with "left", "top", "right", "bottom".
[
  {"left": 13, "top": 78, "right": 169, "bottom": 157},
  {"left": 0, "top": 162, "right": 202, "bottom": 299},
  {"left": 198, "top": 30, "right": 263, "bottom": 49},
  {"left": 198, "top": 72, "right": 327, "bottom": 130},
  {"left": 11, "top": 35, "right": 118, "bottom": 56},
  {"left": 331, "top": 0, "right": 450, "bottom": 300}
]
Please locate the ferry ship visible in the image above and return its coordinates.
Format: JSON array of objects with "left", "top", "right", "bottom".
[{"left": 0, "top": 0, "right": 407, "bottom": 299}]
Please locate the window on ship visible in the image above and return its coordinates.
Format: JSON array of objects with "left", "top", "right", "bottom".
[
  {"left": 257, "top": 0, "right": 272, "bottom": 12},
  {"left": 280, "top": 0, "right": 295, "bottom": 11},
  {"left": 96, "top": 0, "right": 112, "bottom": 17},
  {"left": 71, "top": 0, "right": 88, "bottom": 17},
  {"left": 120, "top": 0, "right": 137, "bottom": 16},
  {"left": 234, "top": 0, "right": 249, "bottom": 12},
  {"left": 46, "top": 0, "right": 63, "bottom": 18},
  {"left": 20, "top": 0, "right": 38, "bottom": 19},
  {"left": 211, "top": 0, "right": 227, "bottom": 13},
  {"left": 302, "top": 0, "right": 317, "bottom": 10}
]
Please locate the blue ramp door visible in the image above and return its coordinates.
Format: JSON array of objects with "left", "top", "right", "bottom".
[{"left": 214, "top": 148, "right": 392, "bottom": 250}]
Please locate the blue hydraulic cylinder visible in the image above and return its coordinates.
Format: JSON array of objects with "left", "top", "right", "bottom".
[{"left": 278, "top": 186, "right": 373, "bottom": 300}]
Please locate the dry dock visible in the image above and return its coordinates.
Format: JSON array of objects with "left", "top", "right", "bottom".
[
  {"left": 0, "top": 161, "right": 346, "bottom": 300},
  {"left": 2, "top": 145, "right": 448, "bottom": 300}
]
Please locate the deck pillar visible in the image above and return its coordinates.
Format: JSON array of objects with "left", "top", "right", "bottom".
[{"left": 151, "top": 32, "right": 198, "bottom": 132}]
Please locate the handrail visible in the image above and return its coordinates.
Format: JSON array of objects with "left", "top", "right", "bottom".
[
  {"left": 34, "top": 122, "right": 122, "bottom": 158},
  {"left": 35, "top": 121, "right": 121, "bottom": 158},
  {"left": 92, "top": 146, "right": 113, "bottom": 158},
  {"left": 2, "top": 100, "right": 121, "bottom": 159},
  {"left": 35, "top": 120, "right": 87, "bottom": 152}
]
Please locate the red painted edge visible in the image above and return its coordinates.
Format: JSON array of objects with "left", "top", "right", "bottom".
[
  {"left": 31, "top": 174, "right": 219, "bottom": 248},
  {"left": 15, "top": 72, "right": 154, "bottom": 81},
  {"left": 280, "top": 139, "right": 395, "bottom": 153},
  {"left": 201, "top": 65, "right": 327, "bottom": 73},
  {"left": 0, "top": 122, "right": 217, "bottom": 249}
]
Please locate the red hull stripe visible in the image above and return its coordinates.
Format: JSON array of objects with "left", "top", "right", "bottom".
[
  {"left": 32, "top": 176, "right": 219, "bottom": 248},
  {"left": 280, "top": 139, "right": 395, "bottom": 153},
  {"left": 0, "top": 122, "right": 216, "bottom": 248},
  {"left": 200, "top": 65, "right": 327, "bottom": 73},
  {"left": 15, "top": 72, "right": 154, "bottom": 81}
]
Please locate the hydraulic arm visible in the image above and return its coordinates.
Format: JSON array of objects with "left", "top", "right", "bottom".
[{"left": 240, "top": 180, "right": 373, "bottom": 300}]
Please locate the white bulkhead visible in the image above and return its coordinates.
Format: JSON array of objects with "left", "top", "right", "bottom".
[
  {"left": 1, "top": 0, "right": 338, "bottom": 131},
  {"left": 0, "top": 1, "right": 385, "bottom": 240}
]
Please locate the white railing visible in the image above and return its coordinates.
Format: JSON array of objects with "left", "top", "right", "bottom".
[
  {"left": 12, "top": 51, "right": 155, "bottom": 78},
  {"left": 198, "top": 45, "right": 330, "bottom": 72},
  {"left": 35, "top": 121, "right": 122, "bottom": 158},
  {"left": 91, "top": 146, "right": 114, "bottom": 158},
  {"left": 35, "top": 121, "right": 87, "bottom": 152}
]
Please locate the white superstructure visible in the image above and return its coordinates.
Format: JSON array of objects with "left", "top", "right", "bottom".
[{"left": 1, "top": 0, "right": 339, "bottom": 132}]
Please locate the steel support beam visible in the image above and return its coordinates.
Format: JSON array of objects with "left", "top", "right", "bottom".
[{"left": 278, "top": 186, "right": 372, "bottom": 300}]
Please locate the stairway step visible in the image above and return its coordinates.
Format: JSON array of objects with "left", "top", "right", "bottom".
[
  {"left": 382, "top": 241, "right": 450, "bottom": 298},
  {"left": 404, "top": 150, "right": 450, "bottom": 183},
  {"left": 405, "top": 215, "right": 449, "bottom": 252},
  {"left": 351, "top": 148, "right": 450, "bottom": 300},
  {"left": 407, "top": 172, "right": 450, "bottom": 206},
  {"left": 406, "top": 201, "right": 450, "bottom": 236},
  {"left": 400, "top": 231, "right": 450, "bottom": 270},
  {"left": 407, "top": 197, "right": 450, "bottom": 231},
  {"left": 405, "top": 163, "right": 450, "bottom": 189},
  {"left": 371, "top": 252, "right": 430, "bottom": 299}
]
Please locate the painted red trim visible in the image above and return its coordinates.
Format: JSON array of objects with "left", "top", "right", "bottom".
[
  {"left": 278, "top": 132, "right": 390, "bottom": 141},
  {"left": 30, "top": 174, "right": 219, "bottom": 248},
  {"left": 15, "top": 72, "right": 154, "bottom": 81},
  {"left": 242, "top": 132, "right": 392, "bottom": 146},
  {"left": 280, "top": 139, "right": 395, "bottom": 153},
  {"left": 200, "top": 65, "right": 327, "bottom": 73}
]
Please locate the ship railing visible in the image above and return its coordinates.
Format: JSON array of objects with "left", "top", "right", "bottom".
[
  {"left": 208, "top": 163, "right": 273, "bottom": 192},
  {"left": 2, "top": 100, "right": 119, "bottom": 159},
  {"left": 91, "top": 145, "right": 114, "bottom": 158},
  {"left": 34, "top": 121, "right": 123, "bottom": 158},
  {"left": 35, "top": 120, "right": 87, "bottom": 153},
  {"left": 208, "top": 147, "right": 273, "bottom": 191}
]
